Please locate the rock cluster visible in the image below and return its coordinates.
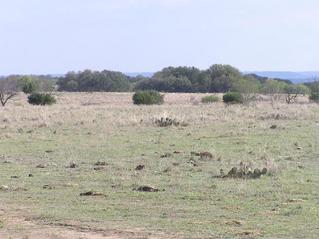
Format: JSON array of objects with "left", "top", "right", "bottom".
[{"left": 219, "top": 162, "right": 268, "bottom": 179}]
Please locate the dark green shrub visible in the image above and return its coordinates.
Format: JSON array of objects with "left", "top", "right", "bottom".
[
  {"left": 133, "top": 90, "right": 164, "bottom": 105},
  {"left": 201, "top": 95, "right": 219, "bottom": 103},
  {"left": 309, "top": 92, "right": 319, "bottom": 103},
  {"left": 223, "top": 92, "right": 243, "bottom": 104},
  {"left": 28, "top": 93, "right": 56, "bottom": 105}
]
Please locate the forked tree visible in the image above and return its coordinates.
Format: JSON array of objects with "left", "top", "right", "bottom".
[{"left": 0, "top": 79, "right": 19, "bottom": 106}]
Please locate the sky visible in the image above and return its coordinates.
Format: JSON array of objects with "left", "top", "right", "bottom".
[{"left": 1, "top": 0, "right": 319, "bottom": 75}]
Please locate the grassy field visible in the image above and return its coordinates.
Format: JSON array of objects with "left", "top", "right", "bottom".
[{"left": 0, "top": 93, "right": 319, "bottom": 238}]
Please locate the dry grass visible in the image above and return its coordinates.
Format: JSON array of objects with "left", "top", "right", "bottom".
[{"left": 1, "top": 93, "right": 317, "bottom": 129}]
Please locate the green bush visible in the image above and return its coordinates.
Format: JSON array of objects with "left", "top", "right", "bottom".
[
  {"left": 201, "top": 95, "right": 219, "bottom": 103},
  {"left": 133, "top": 90, "right": 164, "bottom": 105},
  {"left": 309, "top": 92, "right": 319, "bottom": 103},
  {"left": 28, "top": 93, "right": 56, "bottom": 105},
  {"left": 22, "top": 81, "right": 39, "bottom": 94},
  {"left": 18, "top": 76, "right": 39, "bottom": 94},
  {"left": 223, "top": 92, "right": 243, "bottom": 104}
]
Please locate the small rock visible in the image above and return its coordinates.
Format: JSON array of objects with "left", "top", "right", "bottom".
[
  {"left": 190, "top": 152, "right": 200, "bottom": 156},
  {"left": 43, "top": 185, "right": 53, "bottom": 190},
  {"left": 287, "top": 199, "right": 305, "bottom": 203},
  {"left": 80, "top": 191, "right": 105, "bottom": 197},
  {"left": 160, "top": 153, "right": 172, "bottom": 158},
  {"left": 199, "top": 152, "right": 213, "bottom": 161},
  {"left": 134, "top": 186, "right": 162, "bottom": 192},
  {"left": 95, "top": 161, "right": 108, "bottom": 166},
  {"left": 11, "top": 176, "right": 19, "bottom": 179},
  {"left": 189, "top": 159, "right": 198, "bottom": 167},
  {"left": 68, "top": 162, "right": 78, "bottom": 168},
  {"left": 28, "top": 174, "right": 33, "bottom": 177},
  {"left": 226, "top": 220, "right": 243, "bottom": 226},
  {"left": 163, "top": 167, "right": 171, "bottom": 173},
  {"left": 0, "top": 185, "right": 9, "bottom": 191},
  {"left": 36, "top": 164, "right": 46, "bottom": 168},
  {"left": 227, "top": 167, "right": 238, "bottom": 177},
  {"left": 93, "top": 166, "right": 106, "bottom": 171},
  {"left": 270, "top": 125, "right": 277, "bottom": 129},
  {"left": 261, "top": 168, "right": 268, "bottom": 175},
  {"left": 252, "top": 168, "right": 262, "bottom": 179},
  {"left": 135, "top": 165, "right": 145, "bottom": 171}
]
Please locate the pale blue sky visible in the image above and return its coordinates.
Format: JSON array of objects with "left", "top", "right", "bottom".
[{"left": 1, "top": 0, "right": 319, "bottom": 75}]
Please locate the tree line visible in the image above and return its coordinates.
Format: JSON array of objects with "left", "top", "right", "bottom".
[
  {"left": 0, "top": 64, "right": 319, "bottom": 106},
  {"left": 56, "top": 65, "right": 313, "bottom": 97}
]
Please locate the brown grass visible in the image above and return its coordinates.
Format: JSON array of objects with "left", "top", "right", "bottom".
[{"left": 0, "top": 92, "right": 317, "bottom": 130}]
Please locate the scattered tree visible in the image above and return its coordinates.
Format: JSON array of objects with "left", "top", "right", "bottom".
[
  {"left": 0, "top": 79, "right": 19, "bottom": 106},
  {"left": 231, "top": 76, "right": 261, "bottom": 103},
  {"left": 19, "top": 76, "right": 39, "bottom": 94},
  {"left": 284, "top": 84, "right": 310, "bottom": 104},
  {"left": 58, "top": 70, "right": 130, "bottom": 92}
]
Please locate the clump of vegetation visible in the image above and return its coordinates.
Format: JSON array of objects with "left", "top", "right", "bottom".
[
  {"left": 223, "top": 92, "right": 243, "bottom": 104},
  {"left": 18, "top": 76, "right": 39, "bottom": 94},
  {"left": 218, "top": 162, "right": 268, "bottom": 179},
  {"left": 155, "top": 117, "right": 180, "bottom": 127},
  {"left": 28, "top": 93, "right": 56, "bottom": 105},
  {"left": 309, "top": 92, "right": 319, "bottom": 103},
  {"left": 201, "top": 95, "right": 219, "bottom": 103},
  {"left": 284, "top": 84, "right": 310, "bottom": 104},
  {"left": 58, "top": 70, "right": 130, "bottom": 92},
  {"left": 135, "top": 65, "right": 241, "bottom": 93},
  {"left": 133, "top": 90, "right": 164, "bottom": 105}
]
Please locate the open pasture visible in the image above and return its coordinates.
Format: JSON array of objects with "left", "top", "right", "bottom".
[{"left": 0, "top": 93, "right": 319, "bottom": 238}]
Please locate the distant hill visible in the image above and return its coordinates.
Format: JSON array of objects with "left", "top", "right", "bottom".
[{"left": 246, "top": 71, "right": 319, "bottom": 84}]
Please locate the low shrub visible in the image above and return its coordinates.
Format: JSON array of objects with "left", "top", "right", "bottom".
[
  {"left": 155, "top": 117, "right": 180, "bottom": 127},
  {"left": 309, "top": 92, "right": 319, "bottom": 103},
  {"left": 201, "top": 95, "right": 219, "bottom": 103},
  {"left": 133, "top": 90, "right": 164, "bottom": 105},
  {"left": 223, "top": 92, "right": 243, "bottom": 104},
  {"left": 28, "top": 93, "right": 56, "bottom": 105}
]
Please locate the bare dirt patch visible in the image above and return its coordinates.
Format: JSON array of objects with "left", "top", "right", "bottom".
[{"left": 0, "top": 205, "right": 174, "bottom": 239}]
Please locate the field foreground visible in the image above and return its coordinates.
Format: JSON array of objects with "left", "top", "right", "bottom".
[{"left": 0, "top": 93, "right": 319, "bottom": 238}]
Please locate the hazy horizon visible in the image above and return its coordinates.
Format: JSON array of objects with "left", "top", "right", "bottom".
[{"left": 1, "top": 0, "right": 319, "bottom": 75}]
